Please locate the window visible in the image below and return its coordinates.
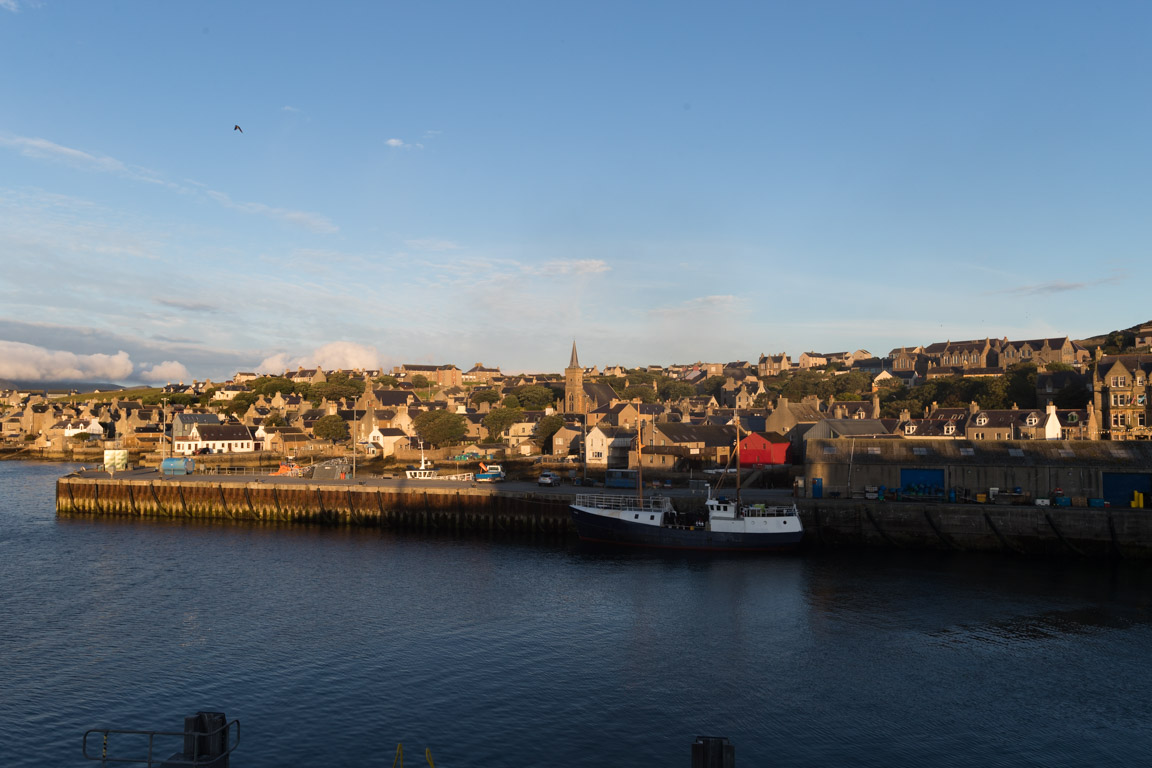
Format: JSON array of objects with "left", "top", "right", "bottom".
[
  {"left": 822, "top": 445, "right": 837, "bottom": 454},
  {"left": 905, "top": 425, "right": 917, "bottom": 435},
  {"left": 960, "top": 447, "right": 975, "bottom": 456},
  {"left": 1025, "top": 416, "right": 1038, "bottom": 426},
  {"left": 1008, "top": 448, "right": 1025, "bottom": 457},
  {"left": 913, "top": 447, "right": 928, "bottom": 456},
  {"left": 944, "top": 424, "right": 955, "bottom": 435},
  {"left": 975, "top": 416, "right": 988, "bottom": 426},
  {"left": 1067, "top": 413, "right": 1078, "bottom": 423},
  {"left": 867, "top": 446, "right": 881, "bottom": 455},
  {"left": 1058, "top": 448, "right": 1074, "bottom": 457}
]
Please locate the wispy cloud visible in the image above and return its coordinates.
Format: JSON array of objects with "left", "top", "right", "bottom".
[
  {"left": 404, "top": 238, "right": 461, "bottom": 252},
  {"left": 386, "top": 137, "right": 423, "bottom": 150},
  {"left": 0, "top": 134, "right": 176, "bottom": 188},
  {"left": 0, "top": 133, "right": 337, "bottom": 234},
  {"left": 525, "top": 259, "right": 610, "bottom": 276},
  {"left": 651, "top": 294, "right": 742, "bottom": 316},
  {"left": 281, "top": 105, "right": 300, "bottom": 113},
  {"left": 205, "top": 190, "right": 338, "bottom": 234},
  {"left": 0, "top": 1, "right": 19, "bottom": 12},
  {"left": 156, "top": 298, "right": 219, "bottom": 313},
  {"left": 994, "top": 274, "right": 1126, "bottom": 296}
]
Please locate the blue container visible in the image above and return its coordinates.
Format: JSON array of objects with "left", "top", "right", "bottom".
[
  {"left": 1054, "top": 496, "right": 1072, "bottom": 507},
  {"left": 161, "top": 457, "right": 195, "bottom": 476},
  {"left": 812, "top": 478, "right": 823, "bottom": 499},
  {"left": 1088, "top": 498, "right": 1107, "bottom": 508}
]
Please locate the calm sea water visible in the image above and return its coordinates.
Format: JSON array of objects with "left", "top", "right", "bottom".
[{"left": 3, "top": 461, "right": 1152, "bottom": 767}]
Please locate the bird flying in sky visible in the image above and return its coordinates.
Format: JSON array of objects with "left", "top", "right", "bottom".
[{"left": 233, "top": 125, "right": 243, "bottom": 133}]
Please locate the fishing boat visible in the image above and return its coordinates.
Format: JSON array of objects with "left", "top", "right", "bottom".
[
  {"left": 569, "top": 415, "right": 803, "bottom": 551},
  {"left": 405, "top": 440, "right": 438, "bottom": 479}
]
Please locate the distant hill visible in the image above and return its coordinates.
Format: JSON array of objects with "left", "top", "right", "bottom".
[
  {"left": 1074, "top": 319, "right": 1151, "bottom": 349},
  {"left": 0, "top": 380, "right": 145, "bottom": 394}
]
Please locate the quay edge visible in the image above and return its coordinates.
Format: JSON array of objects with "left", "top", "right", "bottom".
[{"left": 55, "top": 476, "right": 1152, "bottom": 558}]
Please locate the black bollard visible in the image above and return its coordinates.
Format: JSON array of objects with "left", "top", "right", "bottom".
[
  {"left": 182, "top": 711, "right": 229, "bottom": 767},
  {"left": 692, "top": 735, "right": 735, "bottom": 768}
]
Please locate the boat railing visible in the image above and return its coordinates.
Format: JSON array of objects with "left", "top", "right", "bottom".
[
  {"left": 83, "top": 713, "right": 238, "bottom": 767},
  {"left": 574, "top": 494, "right": 674, "bottom": 512},
  {"left": 741, "top": 504, "right": 800, "bottom": 518}
]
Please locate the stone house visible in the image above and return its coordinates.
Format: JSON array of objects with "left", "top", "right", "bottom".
[
  {"left": 1092, "top": 354, "right": 1152, "bottom": 440},
  {"left": 757, "top": 353, "right": 792, "bottom": 377},
  {"left": 397, "top": 364, "right": 463, "bottom": 388}
]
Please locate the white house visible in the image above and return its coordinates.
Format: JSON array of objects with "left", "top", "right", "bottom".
[
  {"left": 584, "top": 425, "right": 636, "bottom": 468},
  {"left": 174, "top": 423, "right": 255, "bottom": 455}
]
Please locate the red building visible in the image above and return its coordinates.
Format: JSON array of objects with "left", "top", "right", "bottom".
[{"left": 738, "top": 431, "right": 790, "bottom": 466}]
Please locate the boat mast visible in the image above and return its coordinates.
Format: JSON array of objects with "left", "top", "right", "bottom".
[
  {"left": 636, "top": 421, "right": 644, "bottom": 505},
  {"left": 734, "top": 409, "right": 741, "bottom": 508}
]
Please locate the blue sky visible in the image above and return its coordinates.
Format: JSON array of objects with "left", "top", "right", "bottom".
[{"left": 1, "top": 1, "right": 1149, "bottom": 384}]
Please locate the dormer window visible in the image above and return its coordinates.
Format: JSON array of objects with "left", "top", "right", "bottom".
[
  {"left": 944, "top": 424, "right": 955, "bottom": 435},
  {"left": 1026, "top": 415, "right": 1038, "bottom": 426},
  {"left": 1067, "top": 413, "right": 1079, "bottom": 423},
  {"left": 975, "top": 415, "right": 988, "bottom": 426},
  {"left": 904, "top": 424, "right": 917, "bottom": 435}
]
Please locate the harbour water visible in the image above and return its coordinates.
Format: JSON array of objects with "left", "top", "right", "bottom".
[{"left": 4, "top": 460, "right": 1152, "bottom": 767}]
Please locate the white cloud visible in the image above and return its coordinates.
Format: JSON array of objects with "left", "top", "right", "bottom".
[
  {"left": 281, "top": 105, "right": 299, "bottom": 113},
  {"left": 0, "top": 341, "right": 133, "bottom": 381},
  {"left": 205, "top": 190, "right": 338, "bottom": 234},
  {"left": 385, "top": 138, "right": 423, "bottom": 150},
  {"left": 140, "top": 360, "right": 191, "bottom": 383},
  {"left": 256, "top": 342, "right": 382, "bottom": 375},
  {"left": 1, "top": 1, "right": 19, "bottom": 12}
]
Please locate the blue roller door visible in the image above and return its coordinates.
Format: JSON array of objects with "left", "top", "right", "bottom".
[
  {"left": 1102, "top": 473, "right": 1152, "bottom": 508},
  {"left": 900, "top": 468, "right": 945, "bottom": 497}
]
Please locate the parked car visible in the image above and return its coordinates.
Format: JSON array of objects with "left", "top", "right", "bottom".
[{"left": 537, "top": 471, "right": 561, "bottom": 487}]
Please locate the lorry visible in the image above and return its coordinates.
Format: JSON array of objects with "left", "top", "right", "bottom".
[{"left": 475, "top": 463, "right": 506, "bottom": 482}]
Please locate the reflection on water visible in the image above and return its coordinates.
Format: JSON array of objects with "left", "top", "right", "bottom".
[{"left": 3, "top": 462, "right": 1152, "bottom": 768}]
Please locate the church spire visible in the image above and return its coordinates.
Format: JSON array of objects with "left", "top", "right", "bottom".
[{"left": 569, "top": 340, "right": 580, "bottom": 369}]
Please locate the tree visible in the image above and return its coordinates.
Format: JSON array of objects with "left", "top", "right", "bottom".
[
  {"left": 373, "top": 375, "right": 398, "bottom": 387},
  {"left": 659, "top": 380, "right": 697, "bottom": 401},
  {"left": 262, "top": 413, "right": 287, "bottom": 428},
  {"left": 622, "top": 385, "right": 657, "bottom": 403},
  {"left": 514, "top": 384, "right": 557, "bottom": 410},
  {"left": 471, "top": 389, "right": 501, "bottom": 406},
  {"left": 533, "top": 414, "right": 565, "bottom": 453},
  {"left": 313, "top": 414, "right": 349, "bottom": 443},
  {"left": 502, "top": 394, "right": 522, "bottom": 408},
  {"left": 413, "top": 410, "right": 466, "bottom": 447},
  {"left": 483, "top": 406, "right": 522, "bottom": 441},
  {"left": 699, "top": 376, "right": 727, "bottom": 399},
  {"left": 222, "top": 392, "right": 259, "bottom": 417},
  {"left": 411, "top": 374, "right": 430, "bottom": 390}
]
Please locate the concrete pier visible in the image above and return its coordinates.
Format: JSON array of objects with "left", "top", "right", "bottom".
[{"left": 56, "top": 474, "right": 1152, "bottom": 558}]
